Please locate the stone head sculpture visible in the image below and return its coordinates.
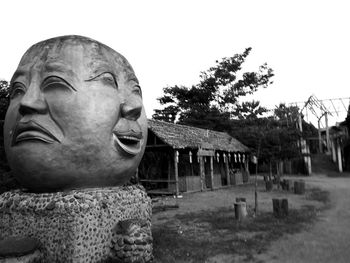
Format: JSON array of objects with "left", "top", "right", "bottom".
[{"left": 3, "top": 35, "right": 147, "bottom": 192}]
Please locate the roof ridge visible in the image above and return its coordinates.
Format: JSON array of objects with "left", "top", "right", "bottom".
[
  {"left": 148, "top": 119, "right": 231, "bottom": 135},
  {"left": 147, "top": 119, "right": 249, "bottom": 152}
]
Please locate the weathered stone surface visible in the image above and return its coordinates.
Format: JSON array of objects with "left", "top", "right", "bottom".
[
  {"left": 4, "top": 35, "right": 147, "bottom": 192},
  {"left": 0, "top": 185, "right": 152, "bottom": 262},
  {"left": 110, "top": 218, "right": 153, "bottom": 262}
]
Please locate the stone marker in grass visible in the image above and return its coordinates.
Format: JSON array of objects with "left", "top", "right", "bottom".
[
  {"left": 294, "top": 180, "right": 306, "bottom": 195},
  {"left": 235, "top": 197, "right": 246, "bottom": 203},
  {"left": 265, "top": 181, "right": 273, "bottom": 192},
  {"left": 272, "top": 198, "right": 289, "bottom": 218},
  {"left": 234, "top": 202, "right": 247, "bottom": 221}
]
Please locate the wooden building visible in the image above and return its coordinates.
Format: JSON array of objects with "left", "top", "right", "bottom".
[{"left": 138, "top": 120, "right": 250, "bottom": 196}]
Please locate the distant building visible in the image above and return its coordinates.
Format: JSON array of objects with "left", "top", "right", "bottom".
[{"left": 138, "top": 119, "right": 250, "bottom": 196}]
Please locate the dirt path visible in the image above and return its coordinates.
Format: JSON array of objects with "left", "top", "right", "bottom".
[
  {"left": 152, "top": 172, "right": 350, "bottom": 263},
  {"left": 255, "top": 174, "right": 350, "bottom": 263}
]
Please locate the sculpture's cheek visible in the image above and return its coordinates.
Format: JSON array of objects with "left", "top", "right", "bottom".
[
  {"left": 6, "top": 136, "right": 136, "bottom": 192},
  {"left": 4, "top": 85, "right": 134, "bottom": 191}
]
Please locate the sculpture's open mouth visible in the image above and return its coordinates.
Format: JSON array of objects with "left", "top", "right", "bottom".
[
  {"left": 113, "top": 130, "right": 143, "bottom": 155},
  {"left": 12, "top": 121, "right": 60, "bottom": 145}
]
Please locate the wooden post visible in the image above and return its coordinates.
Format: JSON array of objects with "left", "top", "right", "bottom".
[
  {"left": 306, "top": 143, "right": 312, "bottom": 175},
  {"left": 331, "top": 140, "right": 337, "bottom": 163},
  {"left": 210, "top": 156, "right": 214, "bottom": 190},
  {"left": 318, "top": 121, "right": 322, "bottom": 153},
  {"left": 167, "top": 155, "right": 171, "bottom": 183},
  {"left": 254, "top": 157, "right": 258, "bottom": 215},
  {"left": 199, "top": 156, "right": 205, "bottom": 191},
  {"left": 225, "top": 156, "right": 230, "bottom": 186},
  {"left": 325, "top": 112, "right": 331, "bottom": 155},
  {"left": 298, "top": 114, "right": 303, "bottom": 132},
  {"left": 174, "top": 150, "right": 179, "bottom": 197},
  {"left": 337, "top": 139, "right": 343, "bottom": 172}
]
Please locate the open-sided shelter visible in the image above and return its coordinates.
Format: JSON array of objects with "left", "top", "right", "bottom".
[{"left": 138, "top": 120, "right": 250, "bottom": 196}]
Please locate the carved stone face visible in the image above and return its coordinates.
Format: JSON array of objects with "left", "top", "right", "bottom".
[{"left": 4, "top": 35, "right": 147, "bottom": 192}]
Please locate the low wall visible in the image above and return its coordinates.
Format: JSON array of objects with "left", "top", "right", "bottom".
[
  {"left": 0, "top": 185, "right": 153, "bottom": 262},
  {"left": 179, "top": 176, "right": 201, "bottom": 192}
]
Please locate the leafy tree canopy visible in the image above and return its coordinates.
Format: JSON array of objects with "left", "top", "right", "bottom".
[
  {"left": 229, "top": 104, "right": 318, "bottom": 163},
  {"left": 0, "top": 80, "right": 10, "bottom": 120},
  {"left": 274, "top": 103, "right": 299, "bottom": 123},
  {"left": 153, "top": 48, "right": 274, "bottom": 127},
  {"left": 229, "top": 117, "right": 301, "bottom": 164}
]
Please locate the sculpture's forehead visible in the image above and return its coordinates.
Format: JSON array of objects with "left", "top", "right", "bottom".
[{"left": 17, "top": 36, "right": 136, "bottom": 80}]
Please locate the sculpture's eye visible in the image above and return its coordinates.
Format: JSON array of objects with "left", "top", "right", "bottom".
[
  {"left": 132, "top": 85, "right": 142, "bottom": 97},
  {"left": 89, "top": 72, "right": 118, "bottom": 89},
  {"left": 10, "top": 82, "right": 26, "bottom": 99},
  {"left": 42, "top": 76, "right": 75, "bottom": 93}
]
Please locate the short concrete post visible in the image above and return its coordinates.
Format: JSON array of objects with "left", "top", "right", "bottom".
[
  {"left": 272, "top": 198, "right": 288, "bottom": 217},
  {"left": 234, "top": 202, "right": 247, "bottom": 221},
  {"left": 236, "top": 197, "right": 246, "bottom": 203},
  {"left": 337, "top": 140, "right": 343, "bottom": 172},
  {"left": 281, "top": 179, "right": 291, "bottom": 191},
  {"left": 294, "top": 180, "right": 306, "bottom": 194},
  {"left": 265, "top": 181, "right": 273, "bottom": 192}
]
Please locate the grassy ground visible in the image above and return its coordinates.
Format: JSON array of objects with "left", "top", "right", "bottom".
[{"left": 152, "top": 186, "right": 330, "bottom": 263}]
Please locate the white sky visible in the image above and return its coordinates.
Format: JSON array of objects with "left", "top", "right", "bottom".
[{"left": 0, "top": 0, "right": 349, "bottom": 126}]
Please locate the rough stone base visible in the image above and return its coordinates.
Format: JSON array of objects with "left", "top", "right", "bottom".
[{"left": 0, "top": 185, "right": 152, "bottom": 263}]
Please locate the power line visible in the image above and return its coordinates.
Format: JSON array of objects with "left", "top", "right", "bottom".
[{"left": 289, "top": 96, "right": 350, "bottom": 128}]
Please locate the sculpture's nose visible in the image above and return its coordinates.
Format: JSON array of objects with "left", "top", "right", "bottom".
[
  {"left": 19, "top": 83, "right": 47, "bottom": 116},
  {"left": 120, "top": 96, "right": 142, "bottom": 121}
]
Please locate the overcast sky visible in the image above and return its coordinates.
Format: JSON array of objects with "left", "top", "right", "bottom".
[{"left": 0, "top": 0, "right": 349, "bottom": 126}]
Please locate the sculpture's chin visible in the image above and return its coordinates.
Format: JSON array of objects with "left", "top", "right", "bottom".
[
  {"left": 6, "top": 141, "right": 138, "bottom": 192},
  {"left": 12, "top": 166, "right": 132, "bottom": 193}
]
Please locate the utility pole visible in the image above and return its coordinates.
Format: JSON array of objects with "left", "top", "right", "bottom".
[
  {"left": 325, "top": 112, "right": 331, "bottom": 155},
  {"left": 253, "top": 155, "right": 258, "bottom": 216},
  {"left": 318, "top": 117, "right": 322, "bottom": 153},
  {"left": 298, "top": 113, "right": 312, "bottom": 175},
  {"left": 254, "top": 137, "right": 261, "bottom": 216}
]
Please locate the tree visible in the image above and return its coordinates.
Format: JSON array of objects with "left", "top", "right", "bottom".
[
  {"left": 153, "top": 48, "right": 274, "bottom": 128},
  {"left": 233, "top": 100, "right": 268, "bottom": 120},
  {"left": 0, "top": 79, "right": 13, "bottom": 192},
  {"left": 274, "top": 103, "right": 299, "bottom": 126},
  {"left": 229, "top": 116, "right": 301, "bottom": 176},
  {"left": 0, "top": 80, "right": 10, "bottom": 120}
]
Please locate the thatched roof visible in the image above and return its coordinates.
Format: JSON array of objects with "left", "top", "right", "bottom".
[{"left": 148, "top": 119, "right": 249, "bottom": 153}]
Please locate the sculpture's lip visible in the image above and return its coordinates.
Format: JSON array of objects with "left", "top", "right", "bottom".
[
  {"left": 113, "top": 130, "right": 143, "bottom": 155},
  {"left": 12, "top": 121, "right": 60, "bottom": 145}
]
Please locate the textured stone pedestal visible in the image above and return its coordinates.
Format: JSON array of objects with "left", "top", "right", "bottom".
[{"left": 0, "top": 185, "right": 152, "bottom": 263}]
